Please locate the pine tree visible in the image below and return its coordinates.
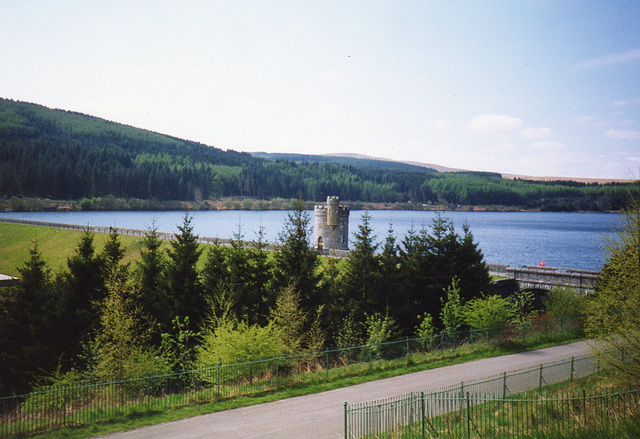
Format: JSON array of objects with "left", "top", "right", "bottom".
[
  {"left": 272, "top": 198, "right": 320, "bottom": 312},
  {"left": 342, "top": 212, "right": 381, "bottom": 320},
  {"left": 101, "top": 227, "right": 126, "bottom": 274},
  {"left": 201, "top": 241, "right": 230, "bottom": 304},
  {"left": 88, "top": 265, "right": 166, "bottom": 380},
  {"left": 58, "top": 229, "right": 106, "bottom": 362},
  {"left": 269, "top": 286, "right": 306, "bottom": 354},
  {"left": 0, "top": 242, "right": 58, "bottom": 393},
  {"left": 165, "top": 213, "right": 204, "bottom": 330},
  {"left": 225, "top": 224, "right": 272, "bottom": 324},
  {"left": 455, "top": 222, "right": 491, "bottom": 301},
  {"left": 136, "top": 223, "right": 169, "bottom": 330}
]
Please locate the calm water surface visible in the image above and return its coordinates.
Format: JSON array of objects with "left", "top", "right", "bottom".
[{"left": 0, "top": 210, "right": 621, "bottom": 271}]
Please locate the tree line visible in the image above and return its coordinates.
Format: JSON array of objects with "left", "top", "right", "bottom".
[
  {"left": 0, "top": 203, "right": 499, "bottom": 395},
  {"left": 0, "top": 98, "right": 634, "bottom": 211}
]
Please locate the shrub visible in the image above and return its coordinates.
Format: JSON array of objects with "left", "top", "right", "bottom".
[
  {"left": 362, "top": 312, "right": 399, "bottom": 360},
  {"left": 543, "top": 286, "right": 586, "bottom": 319},
  {"left": 415, "top": 312, "right": 436, "bottom": 349},
  {"left": 464, "top": 294, "right": 515, "bottom": 338},
  {"left": 197, "top": 319, "right": 286, "bottom": 367}
]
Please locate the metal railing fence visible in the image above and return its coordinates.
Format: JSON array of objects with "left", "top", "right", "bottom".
[
  {"left": 0, "top": 317, "right": 582, "bottom": 438},
  {"left": 344, "top": 354, "right": 598, "bottom": 438},
  {"left": 345, "top": 385, "right": 640, "bottom": 438}
]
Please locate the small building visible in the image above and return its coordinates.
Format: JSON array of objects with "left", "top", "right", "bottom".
[{"left": 314, "top": 196, "right": 350, "bottom": 251}]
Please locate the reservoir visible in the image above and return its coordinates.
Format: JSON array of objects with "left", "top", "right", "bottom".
[{"left": 0, "top": 210, "right": 621, "bottom": 271}]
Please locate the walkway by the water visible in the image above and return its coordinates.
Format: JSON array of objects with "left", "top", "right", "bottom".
[{"left": 99, "top": 341, "right": 591, "bottom": 439}]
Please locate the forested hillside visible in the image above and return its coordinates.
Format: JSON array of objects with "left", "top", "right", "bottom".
[{"left": 0, "top": 98, "right": 634, "bottom": 210}]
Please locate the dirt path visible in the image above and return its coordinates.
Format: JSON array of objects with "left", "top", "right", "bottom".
[{"left": 99, "top": 340, "right": 591, "bottom": 439}]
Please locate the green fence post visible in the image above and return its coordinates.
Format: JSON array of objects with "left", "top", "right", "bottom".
[
  {"left": 466, "top": 392, "right": 471, "bottom": 439},
  {"left": 421, "top": 391, "right": 426, "bottom": 438},
  {"left": 406, "top": 337, "right": 410, "bottom": 362},
  {"left": 217, "top": 363, "right": 221, "bottom": 397},
  {"left": 539, "top": 364, "right": 543, "bottom": 390},
  {"left": 344, "top": 401, "right": 348, "bottom": 439},
  {"left": 325, "top": 348, "right": 330, "bottom": 381},
  {"left": 570, "top": 357, "right": 575, "bottom": 382},
  {"left": 582, "top": 389, "right": 587, "bottom": 425},
  {"left": 276, "top": 356, "right": 280, "bottom": 389},
  {"left": 503, "top": 371, "right": 507, "bottom": 398}
]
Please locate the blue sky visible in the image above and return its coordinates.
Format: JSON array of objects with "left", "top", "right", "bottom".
[{"left": 2, "top": 1, "right": 639, "bottom": 179}]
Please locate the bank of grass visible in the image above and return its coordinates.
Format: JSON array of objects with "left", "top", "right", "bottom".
[
  {"left": 0, "top": 222, "right": 144, "bottom": 276},
  {"left": 0, "top": 221, "right": 342, "bottom": 279},
  {"left": 21, "top": 332, "right": 584, "bottom": 439}
]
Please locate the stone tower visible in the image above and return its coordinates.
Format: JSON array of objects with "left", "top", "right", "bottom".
[{"left": 314, "top": 196, "right": 350, "bottom": 250}]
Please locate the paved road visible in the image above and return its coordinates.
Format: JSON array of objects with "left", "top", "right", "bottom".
[{"left": 100, "top": 340, "right": 591, "bottom": 439}]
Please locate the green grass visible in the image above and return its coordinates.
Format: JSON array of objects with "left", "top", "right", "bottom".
[{"left": 0, "top": 222, "right": 144, "bottom": 277}]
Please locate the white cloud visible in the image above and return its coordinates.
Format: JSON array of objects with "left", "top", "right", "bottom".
[
  {"left": 606, "top": 129, "right": 640, "bottom": 140},
  {"left": 575, "top": 48, "right": 640, "bottom": 70},
  {"left": 520, "top": 127, "right": 553, "bottom": 139},
  {"left": 468, "top": 115, "right": 523, "bottom": 134},
  {"left": 529, "top": 141, "right": 565, "bottom": 151}
]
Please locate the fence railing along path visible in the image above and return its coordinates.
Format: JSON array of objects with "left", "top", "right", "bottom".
[
  {"left": 0, "top": 318, "right": 584, "bottom": 438},
  {"left": 345, "top": 354, "right": 599, "bottom": 438},
  {"left": 346, "top": 385, "right": 640, "bottom": 439},
  {"left": 345, "top": 349, "right": 640, "bottom": 438}
]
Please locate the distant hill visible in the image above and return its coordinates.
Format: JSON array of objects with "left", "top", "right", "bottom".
[
  {"left": 0, "top": 97, "right": 635, "bottom": 211},
  {"left": 251, "top": 152, "right": 441, "bottom": 173}
]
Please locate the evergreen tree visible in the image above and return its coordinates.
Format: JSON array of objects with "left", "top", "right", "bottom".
[
  {"left": 272, "top": 198, "right": 320, "bottom": 312},
  {"left": 136, "top": 223, "right": 169, "bottom": 330},
  {"left": 88, "top": 265, "right": 166, "bottom": 380},
  {"left": 100, "top": 227, "right": 126, "bottom": 274},
  {"left": 425, "top": 213, "right": 460, "bottom": 293},
  {"left": 0, "top": 242, "right": 58, "bottom": 393},
  {"left": 440, "top": 277, "right": 465, "bottom": 333},
  {"left": 165, "top": 213, "right": 204, "bottom": 330},
  {"left": 454, "top": 222, "right": 491, "bottom": 301},
  {"left": 378, "top": 224, "right": 402, "bottom": 313},
  {"left": 396, "top": 214, "right": 488, "bottom": 333},
  {"left": 201, "top": 241, "right": 230, "bottom": 304},
  {"left": 57, "top": 229, "right": 106, "bottom": 362},
  {"left": 269, "top": 286, "right": 306, "bottom": 354},
  {"left": 396, "top": 225, "right": 432, "bottom": 331},
  {"left": 249, "top": 226, "right": 275, "bottom": 322},
  {"left": 225, "top": 225, "right": 273, "bottom": 324},
  {"left": 342, "top": 212, "right": 381, "bottom": 320}
]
